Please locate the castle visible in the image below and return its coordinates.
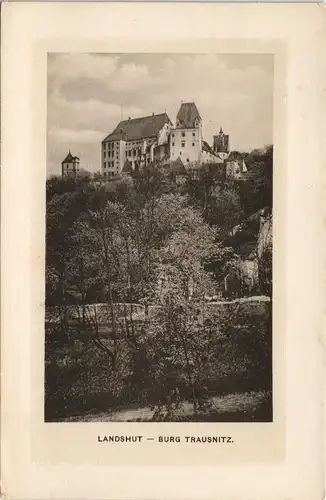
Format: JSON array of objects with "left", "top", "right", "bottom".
[
  {"left": 61, "top": 101, "right": 247, "bottom": 180},
  {"left": 101, "top": 102, "right": 231, "bottom": 177}
]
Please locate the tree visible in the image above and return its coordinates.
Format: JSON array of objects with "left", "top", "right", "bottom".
[
  {"left": 133, "top": 207, "right": 222, "bottom": 418},
  {"left": 239, "top": 145, "right": 273, "bottom": 215}
]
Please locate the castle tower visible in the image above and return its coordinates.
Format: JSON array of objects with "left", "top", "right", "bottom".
[
  {"left": 213, "top": 127, "right": 230, "bottom": 160},
  {"left": 61, "top": 150, "right": 80, "bottom": 177},
  {"left": 170, "top": 102, "right": 202, "bottom": 165}
]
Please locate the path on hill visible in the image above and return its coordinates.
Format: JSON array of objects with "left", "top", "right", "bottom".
[{"left": 60, "top": 391, "right": 270, "bottom": 422}]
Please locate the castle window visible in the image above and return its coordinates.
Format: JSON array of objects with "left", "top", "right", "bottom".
[
  {"left": 192, "top": 132, "right": 195, "bottom": 137},
  {"left": 192, "top": 143, "right": 195, "bottom": 146},
  {"left": 172, "top": 142, "right": 175, "bottom": 147},
  {"left": 182, "top": 132, "right": 185, "bottom": 137},
  {"left": 172, "top": 133, "right": 175, "bottom": 138},
  {"left": 181, "top": 141, "right": 185, "bottom": 147}
]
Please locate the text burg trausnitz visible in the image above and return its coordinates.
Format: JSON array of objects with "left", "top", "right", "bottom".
[{"left": 98, "top": 435, "right": 234, "bottom": 443}]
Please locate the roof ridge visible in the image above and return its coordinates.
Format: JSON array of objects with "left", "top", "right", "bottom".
[
  {"left": 119, "top": 112, "right": 169, "bottom": 124},
  {"left": 103, "top": 112, "right": 171, "bottom": 143}
]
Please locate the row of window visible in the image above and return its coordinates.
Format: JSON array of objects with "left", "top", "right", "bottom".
[
  {"left": 126, "top": 149, "right": 142, "bottom": 158},
  {"left": 126, "top": 141, "right": 142, "bottom": 149},
  {"left": 171, "top": 132, "right": 196, "bottom": 138},
  {"left": 103, "top": 151, "right": 119, "bottom": 158},
  {"left": 172, "top": 141, "right": 195, "bottom": 148},
  {"left": 103, "top": 171, "right": 117, "bottom": 177},
  {"left": 104, "top": 140, "right": 144, "bottom": 150},
  {"left": 104, "top": 161, "right": 119, "bottom": 169},
  {"left": 103, "top": 142, "right": 119, "bottom": 150}
]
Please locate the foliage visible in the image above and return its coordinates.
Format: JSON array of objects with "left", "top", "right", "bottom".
[{"left": 45, "top": 145, "right": 273, "bottom": 420}]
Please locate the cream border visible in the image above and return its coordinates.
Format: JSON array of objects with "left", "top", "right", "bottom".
[{"left": 1, "top": 3, "right": 325, "bottom": 500}]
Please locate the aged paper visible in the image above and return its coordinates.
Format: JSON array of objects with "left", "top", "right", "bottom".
[{"left": 1, "top": 2, "right": 325, "bottom": 499}]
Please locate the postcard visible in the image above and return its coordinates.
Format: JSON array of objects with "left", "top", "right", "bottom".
[{"left": 1, "top": 3, "right": 325, "bottom": 499}]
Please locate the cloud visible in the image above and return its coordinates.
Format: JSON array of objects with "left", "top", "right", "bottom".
[
  {"left": 48, "top": 53, "right": 119, "bottom": 83},
  {"left": 48, "top": 127, "right": 104, "bottom": 143},
  {"left": 48, "top": 88, "right": 145, "bottom": 134}
]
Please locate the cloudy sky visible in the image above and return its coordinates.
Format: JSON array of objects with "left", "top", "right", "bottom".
[{"left": 47, "top": 53, "right": 273, "bottom": 176}]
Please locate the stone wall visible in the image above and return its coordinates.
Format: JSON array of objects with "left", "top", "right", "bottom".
[{"left": 46, "top": 297, "right": 270, "bottom": 331}]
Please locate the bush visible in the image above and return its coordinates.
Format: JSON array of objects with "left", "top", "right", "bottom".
[{"left": 45, "top": 302, "right": 272, "bottom": 421}]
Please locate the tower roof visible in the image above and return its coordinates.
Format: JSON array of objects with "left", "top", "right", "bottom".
[
  {"left": 103, "top": 113, "right": 172, "bottom": 143},
  {"left": 176, "top": 102, "right": 201, "bottom": 128},
  {"left": 62, "top": 151, "right": 80, "bottom": 163}
]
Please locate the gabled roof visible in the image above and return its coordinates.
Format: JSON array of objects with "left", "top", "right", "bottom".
[
  {"left": 62, "top": 151, "right": 80, "bottom": 163},
  {"left": 170, "top": 157, "right": 187, "bottom": 175},
  {"left": 202, "top": 141, "right": 225, "bottom": 162},
  {"left": 202, "top": 140, "right": 217, "bottom": 156},
  {"left": 176, "top": 102, "right": 201, "bottom": 128},
  {"left": 122, "top": 159, "right": 133, "bottom": 175},
  {"left": 103, "top": 113, "right": 172, "bottom": 143}
]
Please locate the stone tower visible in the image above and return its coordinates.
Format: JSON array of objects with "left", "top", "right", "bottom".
[
  {"left": 213, "top": 127, "right": 230, "bottom": 160},
  {"left": 170, "top": 102, "right": 202, "bottom": 165},
  {"left": 61, "top": 151, "right": 80, "bottom": 177}
]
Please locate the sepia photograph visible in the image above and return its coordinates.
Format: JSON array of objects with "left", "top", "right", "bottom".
[
  {"left": 45, "top": 52, "right": 273, "bottom": 423},
  {"left": 3, "top": 3, "right": 325, "bottom": 499}
]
